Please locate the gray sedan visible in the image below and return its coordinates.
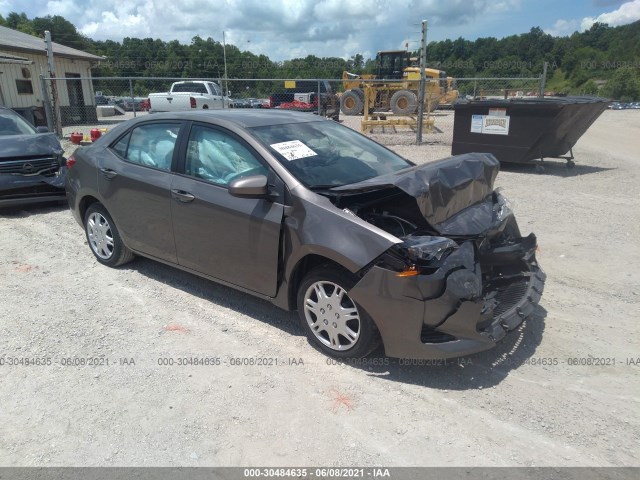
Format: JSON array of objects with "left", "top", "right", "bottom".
[{"left": 65, "top": 110, "right": 544, "bottom": 359}]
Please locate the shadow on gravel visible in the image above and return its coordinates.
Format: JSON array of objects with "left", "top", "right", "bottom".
[
  {"left": 352, "top": 306, "right": 548, "bottom": 390},
  {"left": 0, "top": 202, "right": 68, "bottom": 218},
  {"left": 500, "top": 161, "right": 615, "bottom": 177},
  {"left": 127, "top": 257, "right": 302, "bottom": 337},
  {"left": 125, "top": 256, "right": 547, "bottom": 390}
]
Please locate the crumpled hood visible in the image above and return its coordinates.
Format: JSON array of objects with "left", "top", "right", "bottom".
[
  {"left": 0, "top": 133, "right": 64, "bottom": 159},
  {"left": 331, "top": 153, "right": 500, "bottom": 227}
]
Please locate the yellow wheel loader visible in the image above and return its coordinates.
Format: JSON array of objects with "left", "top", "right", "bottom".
[{"left": 340, "top": 50, "right": 458, "bottom": 115}]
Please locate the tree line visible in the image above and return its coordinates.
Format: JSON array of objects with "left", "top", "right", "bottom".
[{"left": 1, "top": 12, "right": 638, "bottom": 100}]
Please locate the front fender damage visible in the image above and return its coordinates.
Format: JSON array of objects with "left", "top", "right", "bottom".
[{"left": 349, "top": 236, "right": 545, "bottom": 359}]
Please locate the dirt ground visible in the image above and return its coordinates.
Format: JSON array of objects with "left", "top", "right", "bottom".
[{"left": 0, "top": 110, "right": 638, "bottom": 467}]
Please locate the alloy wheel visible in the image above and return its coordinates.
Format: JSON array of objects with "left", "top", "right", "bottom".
[{"left": 303, "top": 281, "right": 361, "bottom": 351}]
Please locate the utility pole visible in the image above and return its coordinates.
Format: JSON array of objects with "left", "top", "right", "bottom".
[
  {"left": 44, "top": 31, "right": 62, "bottom": 136},
  {"left": 416, "top": 20, "right": 428, "bottom": 144},
  {"left": 222, "top": 31, "right": 229, "bottom": 107},
  {"left": 539, "top": 61, "right": 548, "bottom": 98}
]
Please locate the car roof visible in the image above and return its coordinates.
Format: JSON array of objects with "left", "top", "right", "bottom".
[
  {"left": 144, "top": 109, "right": 323, "bottom": 128},
  {"left": 93, "top": 109, "right": 326, "bottom": 147}
]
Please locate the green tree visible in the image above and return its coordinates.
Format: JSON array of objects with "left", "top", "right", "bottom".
[
  {"left": 31, "top": 15, "right": 91, "bottom": 51},
  {"left": 601, "top": 66, "right": 640, "bottom": 101},
  {"left": 2, "top": 12, "right": 37, "bottom": 35}
]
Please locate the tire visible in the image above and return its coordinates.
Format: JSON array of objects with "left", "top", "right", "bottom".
[
  {"left": 352, "top": 88, "right": 373, "bottom": 115},
  {"left": 390, "top": 90, "right": 418, "bottom": 115},
  {"left": 340, "top": 90, "right": 364, "bottom": 115},
  {"left": 202, "top": 104, "right": 209, "bottom": 109},
  {"left": 84, "top": 203, "right": 134, "bottom": 267},
  {"left": 297, "top": 267, "right": 379, "bottom": 358}
]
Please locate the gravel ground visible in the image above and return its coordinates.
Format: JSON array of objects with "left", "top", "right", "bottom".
[{"left": 0, "top": 110, "right": 638, "bottom": 467}]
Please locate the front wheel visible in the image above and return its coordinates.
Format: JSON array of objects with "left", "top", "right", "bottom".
[
  {"left": 84, "top": 203, "right": 134, "bottom": 267},
  {"left": 340, "top": 90, "right": 364, "bottom": 115},
  {"left": 390, "top": 90, "right": 418, "bottom": 115},
  {"left": 297, "top": 267, "right": 379, "bottom": 358}
]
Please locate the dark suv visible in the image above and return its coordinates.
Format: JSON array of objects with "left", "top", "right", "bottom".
[{"left": 0, "top": 107, "right": 66, "bottom": 207}]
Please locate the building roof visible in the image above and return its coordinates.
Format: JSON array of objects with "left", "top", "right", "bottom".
[{"left": 0, "top": 25, "right": 104, "bottom": 61}]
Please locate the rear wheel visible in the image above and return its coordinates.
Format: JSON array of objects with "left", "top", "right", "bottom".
[
  {"left": 340, "top": 90, "right": 364, "bottom": 115},
  {"left": 84, "top": 203, "right": 134, "bottom": 267},
  {"left": 390, "top": 90, "right": 418, "bottom": 115},
  {"left": 297, "top": 267, "right": 379, "bottom": 358}
]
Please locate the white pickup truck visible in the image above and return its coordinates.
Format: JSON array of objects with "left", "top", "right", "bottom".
[{"left": 148, "top": 81, "right": 230, "bottom": 113}]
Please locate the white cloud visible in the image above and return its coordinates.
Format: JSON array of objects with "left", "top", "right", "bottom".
[
  {"left": 1, "top": 0, "right": 518, "bottom": 60},
  {"left": 547, "top": 0, "right": 640, "bottom": 37},
  {"left": 46, "top": 0, "right": 78, "bottom": 17},
  {"left": 581, "top": 0, "right": 640, "bottom": 30},
  {"left": 81, "top": 10, "right": 151, "bottom": 39},
  {"left": 8, "top": 0, "right": 612, "bottom": 62},
  {"left": 545, "top": 18, "right": 581, "bottom": 37}
]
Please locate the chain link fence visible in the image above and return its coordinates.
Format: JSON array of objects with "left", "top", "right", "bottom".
[{"left": 42, "top": 75, "right": 542, "bottom": 158}]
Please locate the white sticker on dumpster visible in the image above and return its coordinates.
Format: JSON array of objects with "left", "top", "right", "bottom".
[
  {"left": 270, "top": 140, "right": 317, "bottom": 161},
  {"left": 471, "top": 115, "right": 483, "bottom": 133},
  {"left": 482, "top": 115, "right": 510, "bottom": 135},
  {"left": 488, "top": 108, "right": 507, "bottom": 116}
]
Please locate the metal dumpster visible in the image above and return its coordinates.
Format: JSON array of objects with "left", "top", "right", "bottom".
[{"left": 451, "top": 96, "right": 609, "bottom": 167}]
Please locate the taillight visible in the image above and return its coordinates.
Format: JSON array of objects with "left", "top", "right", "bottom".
[
  {"left": 312, "top": 94, "right": 318, "bottom": 107},
  {"left": 269, "top": 96, "right": 274, "bottom": 108},
  {"left": 190, "top": 97, "right": 196, "bottom": 108},
  {"left": 66, "top": 155, "right": 76, "bottom": 169}
]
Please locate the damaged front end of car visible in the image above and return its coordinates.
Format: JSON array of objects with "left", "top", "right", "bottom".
[
  {"left": 0, "top": 133, "right": 67, "bottom": 207},
  {"left": 328, "top": 153, "right": 545, "bottom": 359}
]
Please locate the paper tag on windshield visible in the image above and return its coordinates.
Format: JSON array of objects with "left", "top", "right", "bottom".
[{"left": 270, "top": 140, "right": 317, "bottom": 161}]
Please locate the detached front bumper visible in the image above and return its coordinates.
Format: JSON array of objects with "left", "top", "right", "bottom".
[{"left": 349, "top": 236, "right": 545, "bottom": 359}]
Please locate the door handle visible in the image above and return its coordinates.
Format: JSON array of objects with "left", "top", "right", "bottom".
[
  {"left": 171, "top": 189, "right": 195, "bottom": 202},
  {"left": 99, "top": 168, "right": 118, "bottom": 179}
]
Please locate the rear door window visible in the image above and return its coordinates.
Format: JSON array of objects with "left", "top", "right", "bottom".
[{"left": 110, "top": 123, "right": 181, "bottom": 171}]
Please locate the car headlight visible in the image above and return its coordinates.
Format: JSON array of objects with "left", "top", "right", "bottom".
[
  {"left": 493, "top": 190, "right": 513, "bottom": 223},
  {"left": 400, "top": 236, "right": 459, "bottom": 263}
]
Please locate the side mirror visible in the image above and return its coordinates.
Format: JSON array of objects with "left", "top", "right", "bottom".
[
  {"left": 228, "top": 174, "right": 268, "bottom": 199},
  {"left": 36, "top": 126, "right": 50, "bottom": 133}
]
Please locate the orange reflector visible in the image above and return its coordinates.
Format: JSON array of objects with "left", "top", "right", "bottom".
[{"left": 396, "top": 265, "right": 419, "bottom": 277}]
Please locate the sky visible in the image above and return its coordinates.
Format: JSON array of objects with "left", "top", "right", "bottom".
[{"left": 1, "top": 0, "right": 639, "bottom": 60}]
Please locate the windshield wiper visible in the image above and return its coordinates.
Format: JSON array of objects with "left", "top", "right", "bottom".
[{"left": 308, "top": 184, "right": 342, "bottom": 191}]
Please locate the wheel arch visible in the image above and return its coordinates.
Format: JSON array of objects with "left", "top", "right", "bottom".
[
  {"left": 79, "top": 195, "right": 100, "bottom": 222},
  {"left": 286, "top": 254, "right": 355, "bottom": 311}
]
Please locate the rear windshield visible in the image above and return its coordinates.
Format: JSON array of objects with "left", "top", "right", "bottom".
[
  {"left": 172, "top": 83, "right": 208, "bottom": 94},
  {"left": 248, "top": 120, "right": 412, "bottom": 189}
]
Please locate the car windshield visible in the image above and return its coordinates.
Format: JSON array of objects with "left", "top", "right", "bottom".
[
  {"left": 248, "top": 120, "right": 413, "bottom": 189},
  {"left": 0, "top": 110, "right": 37, "bottom": 136}
]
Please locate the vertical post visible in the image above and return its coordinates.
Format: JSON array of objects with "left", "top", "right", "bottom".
[
  {"left": 361, "top": 84, "right": 370, "bottom": 133},
  {"left": 44, "top": 31, "right": 62, "bottom": 137},
  {"left": 129, "top": 78, "right": 136, "bottom": 117},
  {"left": 39, "top": 74, "right": 54, "bottom": 132},
  {"left": 539, "top": 61, "right": 548, "bottom": 98},
  {"left": 317, "top": 80, "right": 321, "bottom": 116},
  {"left": 416, "top": 20, "right": 428, "bottom": 145},
  {"left": 222, "top": 31, "right": 229, "bottom": 103}
]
